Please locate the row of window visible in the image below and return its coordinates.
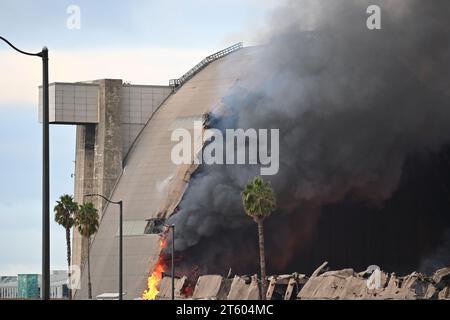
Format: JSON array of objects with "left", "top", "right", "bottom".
[
  {"left": 0, "top": 287, "right": 18, "bottom": 298},
  {"left": 0, "top": 285, "right": 67, "bottom": 299}
]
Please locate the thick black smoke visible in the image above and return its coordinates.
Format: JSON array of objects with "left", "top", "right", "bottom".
[
  {"left": 420, "top": 229, "right": 450, "bottom": 275},
  {"left": 166, "top": 0, "right": 450, "bottom": 274}
]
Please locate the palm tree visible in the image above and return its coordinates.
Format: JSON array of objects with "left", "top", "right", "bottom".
[
  {"left": 54, "top": 194, "right": 78, "bottom": 300},
  {"left": 75, "top": 202, "right": 99, "bottom": 299},
  {"left": 242, "top": 176, "right": 276, "bottom": 300}
]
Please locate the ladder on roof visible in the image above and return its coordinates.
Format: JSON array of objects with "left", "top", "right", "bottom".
[{"left": 169, "top": 42, "right": 243, "bottom": 90}]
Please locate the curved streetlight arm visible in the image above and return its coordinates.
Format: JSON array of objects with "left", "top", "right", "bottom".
[
  {"left": 85, "top": 193, "right": 122, "bottom": 205},
  {"left": 0, "top": 36, "right": 44, "bottom": 57},
  {"left": 84, "top": 193, "right": 124, "bottom": 300},
  {"left": 1, "top": 36, "right": 50, "bottom": 300}
]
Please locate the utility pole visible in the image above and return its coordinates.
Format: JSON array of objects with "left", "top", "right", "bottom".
[{"left": 0, "top": 37, "right": 50, "bottom": 300}]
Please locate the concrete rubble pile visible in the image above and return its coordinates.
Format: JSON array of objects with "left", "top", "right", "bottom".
[
  {"left": 157, "top": 262, "right": 450, "bottom": 300},
  {"left": 297, "top": 262, "right": 450, "bottom": 300}
]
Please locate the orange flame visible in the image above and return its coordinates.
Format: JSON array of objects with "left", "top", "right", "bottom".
[{"left": 142, "top": 237, "right": 167, "bottom": 300}]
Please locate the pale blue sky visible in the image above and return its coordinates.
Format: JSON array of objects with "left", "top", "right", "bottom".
[{"left": 0, "top": 0, "right": 274, "bottom": 274}]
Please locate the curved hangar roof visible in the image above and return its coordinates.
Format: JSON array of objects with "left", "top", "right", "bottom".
[{"left": 75, "top": 46, "right": 258, "bottom": 299}]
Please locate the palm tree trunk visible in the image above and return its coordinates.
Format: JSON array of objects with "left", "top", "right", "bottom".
[
  {"left": 257, "top": 218, "right": 267, "bottom": 300},
  {"left": 87, "top": 238, "right": 92, "bottom": 299},
  {"left": 65, "top": 227, "right": 72, "bottom": 300}
]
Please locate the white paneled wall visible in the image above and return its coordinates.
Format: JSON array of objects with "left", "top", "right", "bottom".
[
  {"left": 39, "top": 81, "right": 172, "bottom": 158},
  {"left": 120, "top": 85, "right": 172, "bottom": 156},
  {"left": 39, "top": 83, "right": 98, "bottom": 124}
]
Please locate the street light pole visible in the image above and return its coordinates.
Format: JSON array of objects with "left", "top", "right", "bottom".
[
  {"left": 42, "top": 47, "right": 50, "bottom": 301},
  {"left": 119, "top": 200, "right": 123, "bottom": 300},
  {"left": 171, "top": 224, "right": 175, "bottom": 301},
  {"left": 0, "top": 37, "right": 50, "bottom": 300},
  {"left": 85, "top": 194, "right": 123, "bottom": 300}
]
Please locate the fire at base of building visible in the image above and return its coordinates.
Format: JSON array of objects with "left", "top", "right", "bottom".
[{"left": 144, "top": 262, "right": 450, "bottom": 300}]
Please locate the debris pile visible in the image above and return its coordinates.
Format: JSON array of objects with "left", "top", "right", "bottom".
[{"left": 155, "top": 263, "right": 450, "bottom": 300}]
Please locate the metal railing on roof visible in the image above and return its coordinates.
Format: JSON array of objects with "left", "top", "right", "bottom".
[{"left": 169, "top": 42, "right": 243, "bottom": 90}]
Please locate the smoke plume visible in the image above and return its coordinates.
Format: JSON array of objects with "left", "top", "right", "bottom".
[{"left": 166, "top": 0, "right": 450, "bottom": 274}]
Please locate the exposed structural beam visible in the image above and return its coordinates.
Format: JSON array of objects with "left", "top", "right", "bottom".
[
  {"left": 169, "top": 42, "right": 243, "bottom": 90},
  {"left": 0, "top": 36, "right": 50, "bottom": 300}
]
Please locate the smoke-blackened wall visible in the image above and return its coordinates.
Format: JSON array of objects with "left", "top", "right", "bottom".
[{"left": 166, "top": 0, "right": 450, "bottom": 275}]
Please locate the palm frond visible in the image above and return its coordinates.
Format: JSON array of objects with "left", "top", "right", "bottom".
[
  {"left": 54, "top": 194, "right": 78, "bottom": 229},
  {"left": 75, "top": 202, "right": 99, "bottom": 238},
  {"left": 242, "top": 176, "right": 277, "bottom": 220}
]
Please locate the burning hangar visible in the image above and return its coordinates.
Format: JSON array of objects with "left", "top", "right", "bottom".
[
  {"left": 39, "top": 43, "right": 260, "bottom": 299},
  {"left": 38, "top": 38, "right": 450, "bottom": 299}
]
